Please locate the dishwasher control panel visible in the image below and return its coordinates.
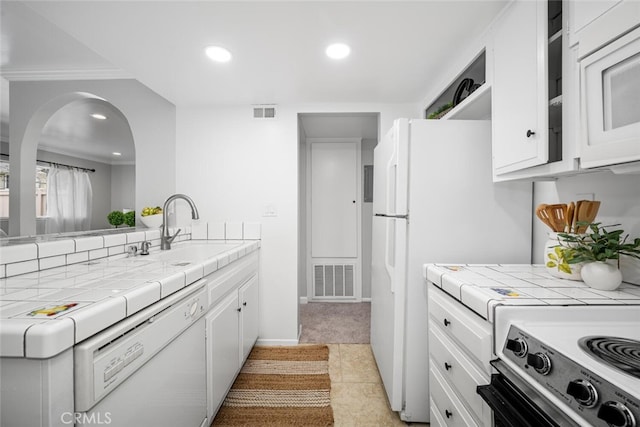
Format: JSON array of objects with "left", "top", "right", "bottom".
[
  {"left": 103, "top": 342, "right": 144, "bottom": 382},
  {"left": 74, "top": 281, "right": 208, "bottom": 412}
]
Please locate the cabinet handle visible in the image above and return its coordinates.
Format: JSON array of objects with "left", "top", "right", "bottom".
[
  {"left": 526, "top": 129, "right": 536, "bottom": 138},
  {"left": 243, "top": 302, "right": 247, "bottom": 306},
  {"left": 445, "top": 410, "right": 453, "bottom": 418},
  {"left": 444, "top": 362, "right": 452, "bottom": 371},
  {"left": 443, "top": 318, "right": 451, "bottom": 327},
  {"left": 237, "top": 307, "right": 242, "bottom": 312}
]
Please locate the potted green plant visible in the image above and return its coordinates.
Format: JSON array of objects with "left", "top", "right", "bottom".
[
  {"left": 558, "top": 222, "right": 640, "bottom": 290},
  {"left": 107, "top": 210, "right": 125, "bottom": 228},
  {"left": 123, "top": 211, "right": 135, "bottom": 227}
]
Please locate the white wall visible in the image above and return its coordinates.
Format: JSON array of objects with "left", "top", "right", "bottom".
[
  {"left": 533, "top": 171, "right": 640, "bottom": 284},
  {"left": 176, "top": 103, "right": 417, "bottom": 343},
  {"left": 111, "top": 164, "right": 135, "bottom": 212},
  {"left": 361, "top": 138, "right": 377, "bottom": 299},
  {"left": 297, "top": 117, "right": 307, "bottom": 307}
]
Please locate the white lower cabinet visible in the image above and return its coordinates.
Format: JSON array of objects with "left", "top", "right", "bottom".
[
  {"left": 205, "top": 252, "right": 260, "bottom": 422},
  {"left": 428, "top": 284, "right": 493, "bottom": 426},
  {"left": 239, "top": 275, "right": 259, "bottom": 363},
  {"left": 430, "top": 366, "right": 480, "bottom": 427},
  {"left": 206, "top": 291, "right": 240, "bottom": 420}
]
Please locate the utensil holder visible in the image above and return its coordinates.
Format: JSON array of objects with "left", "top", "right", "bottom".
[{"left": 544, "top": 232, "right": 584, "bottom": 280}]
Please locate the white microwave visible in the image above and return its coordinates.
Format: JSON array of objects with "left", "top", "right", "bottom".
[{"left": 580, "top": 26, "right": 640, "bottom": 169}]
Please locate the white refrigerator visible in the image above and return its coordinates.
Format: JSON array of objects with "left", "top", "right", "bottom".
[{"left": 370, "top": 118, "right": 532, "bottom": 422}]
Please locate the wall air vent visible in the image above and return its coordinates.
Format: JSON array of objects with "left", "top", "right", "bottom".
[
  {"left": 313, "top": 264, "right": 355, "bottom": 298},
  {"left": 252, "top": 105, "right": 277, "bottom": 119}
]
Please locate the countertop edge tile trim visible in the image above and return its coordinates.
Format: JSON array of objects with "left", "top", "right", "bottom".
[
  {"left": 69, "top": 296, "right": 128, "bottom": 343},
  {"left": 25, "top": 318, "right": 75, "bottom": 358},
  {"left": 424, "top": 263, "right": 640, "bottom": 321},
  {"left": 1, "top": 236, "right": 260, "bottom": 358}
]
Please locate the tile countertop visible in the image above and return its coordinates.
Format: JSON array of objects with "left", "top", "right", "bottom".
[
  {"left": 0, "top": 240, "right": 260, "bottom": 358},
  {"left": 424, "top": 264, "right": 640, "bottom": 322}
]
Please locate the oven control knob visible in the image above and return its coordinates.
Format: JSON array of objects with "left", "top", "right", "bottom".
[
  {"left": 597, "top": 401, "right": 636, "bottom": 427},
  {"left": 527, "top": 352, "right": 551, "bottom": 375},
  {"left": 566, "top": 379, "right": 598, "bottom": 408},
  {"left": 506, "top": 338, "right": 528, "bottom": 358}
]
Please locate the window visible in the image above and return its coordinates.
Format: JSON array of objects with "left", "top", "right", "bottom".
[
  {"left": 0, "top": 160, "right": 50, "bottom": 218},
  {"left": 0, "top": 160, "right": 8, "bottom": 218}
]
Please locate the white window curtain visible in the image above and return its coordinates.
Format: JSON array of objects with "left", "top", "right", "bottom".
[{"left": 45, "top": 166, "right": 93, "bottom": 234}]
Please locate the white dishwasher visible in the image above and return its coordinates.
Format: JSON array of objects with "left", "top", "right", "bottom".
[{"left": 74, "top": 280, "right": 209, "bottom": 427}]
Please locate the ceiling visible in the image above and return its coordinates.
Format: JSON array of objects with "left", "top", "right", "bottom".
[
  {"left": 1, "top": 0, "right": 507, "bottom": 152},
  {"left": 39, "top": 98, "right": 135, "bottom": 164}
]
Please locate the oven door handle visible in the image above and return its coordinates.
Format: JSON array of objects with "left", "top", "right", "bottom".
[
  {"left": 478, "top": 361, "right": 582, "bottom": 427},
  {"left": 478, "top": 373, "right": 568, "bottom": 427}
]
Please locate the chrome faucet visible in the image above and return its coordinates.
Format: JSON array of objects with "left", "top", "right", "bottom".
[{"left": 160, "top": 194, "right": 200, "bottom": 250}]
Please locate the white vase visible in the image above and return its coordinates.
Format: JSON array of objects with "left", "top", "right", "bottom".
[{"left": 580, "top": 261, "right": 623, "bottom": 291}]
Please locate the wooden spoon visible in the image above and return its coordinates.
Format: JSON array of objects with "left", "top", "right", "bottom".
[
  {"left": 535, "top": 204, "right": 555, "bottom": 231},
  {"left": 565, "top": 201, "right": 575, "bottom": 233},
  {"left": 576, "top": 201, "right": 601, "bottom": 233},
  {"left": 572, "top": 200, "right": 586, "bottom": 233},
  {"left": 544, "top": 204, "right": 567, "bottom": 232}
]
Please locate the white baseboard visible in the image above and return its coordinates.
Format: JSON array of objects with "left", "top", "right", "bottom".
[
  {"left": 299, "top": 297, "right": 308, "bottom": 304},
  {"left": 256, "top": 338, "right": 299, "bottom": 346}
]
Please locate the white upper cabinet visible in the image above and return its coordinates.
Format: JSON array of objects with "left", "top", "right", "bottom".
[
  {"left": 491, "top": 0, "right": 580, "bottom": 181},
  {"left": 579, "top": 26, "right": 640, "bottom": 169},
  {"left": 569, "top": 0, "right": 639, "bottom": 58},
  {"left": 569, "top": 0, "right": 640, "bottom": 170},
  {"left": 492, "top": 0, "right": 549, "bottom": 175}
]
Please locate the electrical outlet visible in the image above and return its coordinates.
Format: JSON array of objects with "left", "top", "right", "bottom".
[
  {"left": 576, "top": 192, "right": 595, "bottom": 201},
  {"left": 262, "top": 204, "right": 277, "bottom": 217}
]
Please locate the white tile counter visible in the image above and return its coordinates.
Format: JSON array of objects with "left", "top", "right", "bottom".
[
  {"left": 0, "top": 240, "right": 260, "bottom": 358},
  {"left": 424, "top": 264, "right": 640, "bottom": 322}
]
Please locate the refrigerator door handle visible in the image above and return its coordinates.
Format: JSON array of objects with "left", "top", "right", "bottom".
[
  {"left": 385, "top": 140, "right": 398, "bottom": 215},
  {"left": 374, "top": 213, "right": 408, "bottom": 219},
  {"left": 384, "top": 217, "right": 395, "bottom": 293}
]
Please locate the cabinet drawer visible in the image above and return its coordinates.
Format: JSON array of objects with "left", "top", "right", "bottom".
[
  {"left": 429, "top": 397, "right": 447, "bottom": 427},
  {"left": 430, "top": 325, "right": 492, "bottom": 426},
  {"left": 429, "top": 286, "right": 492, "bottom": 369},
  {"left": 429, "top": 365, "right": 480, "bottom": 427}
]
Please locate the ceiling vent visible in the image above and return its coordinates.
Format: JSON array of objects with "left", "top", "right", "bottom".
[{"left": 252, "top": 105, "right": 276, "bottom": 119}]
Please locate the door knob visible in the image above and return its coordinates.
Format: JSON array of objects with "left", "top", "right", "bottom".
[{"left": 526, "top": 129, "right": 536, "bottom": 138}]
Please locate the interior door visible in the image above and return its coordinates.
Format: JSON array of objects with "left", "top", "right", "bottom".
[{"left": 310, "top": 142, "right": 358, "bottom": 258}]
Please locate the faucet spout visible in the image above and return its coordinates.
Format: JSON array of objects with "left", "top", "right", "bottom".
[{"left": 160, "top": 194, "right": 200, "bottom": 250}]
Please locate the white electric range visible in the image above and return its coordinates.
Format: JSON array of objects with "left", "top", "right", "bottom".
[
  {"left": 425, "top": 264, "right": 640, "bottom": 427},
  {"left": 492, "top": 305, "right": 640, "bottom": 427}
]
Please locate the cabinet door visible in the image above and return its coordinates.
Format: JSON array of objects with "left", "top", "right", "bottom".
[
  {"left": 239, "top": 275, "right": 259, "bottom": 363},
  {"left": 206, "top": 291, "right": 240, "bottom": 420},
  {"left": 492, "top": 0, "right": 549, "bottom": 174}
]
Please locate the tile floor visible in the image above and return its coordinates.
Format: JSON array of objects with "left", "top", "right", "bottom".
[{"left": 328, "top": 343, "right": 429, "bottom": 427}]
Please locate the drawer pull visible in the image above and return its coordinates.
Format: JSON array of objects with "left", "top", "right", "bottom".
[
  {"left": 445, "top": 410, "right": 453, "bottom": 418},
  {"left": 443, "top": 318, "right": 451, "bottom": 327},
  {"left": 444, "top": 362, "right": 452, "bottom": 371}
]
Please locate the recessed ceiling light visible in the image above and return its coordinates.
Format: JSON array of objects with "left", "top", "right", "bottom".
[
  {"left": 91, "top": 113, "right": 107, "bottom": 120},
  {"left": 326, "top": 43, "right": 351, "bottom": 60},
  {"left": 112, "top": 152, "right": 122, "bottom": 156},
  {"left": 205, "top": 46, "right": 232, "bottom": 63}
]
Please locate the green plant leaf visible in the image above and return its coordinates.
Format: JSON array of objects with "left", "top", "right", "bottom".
[
  {"left": 558, "top": 263, "right": 572, "bottom": 274},
  {"left": 546, "top": 261, "right": 557, "bottom": 268}
]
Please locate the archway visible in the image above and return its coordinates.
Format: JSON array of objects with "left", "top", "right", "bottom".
[{"left": 8, "top": 91, "right": 135, "bottom": 236}]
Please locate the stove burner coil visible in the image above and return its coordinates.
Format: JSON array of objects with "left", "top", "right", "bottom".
[{"left": 579, "top": 336, "right": 640, "bottom": 380}]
